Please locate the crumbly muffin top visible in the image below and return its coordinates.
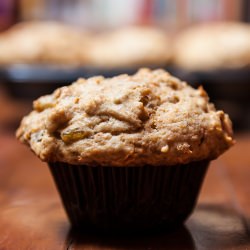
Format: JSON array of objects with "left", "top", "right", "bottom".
[
  {"left": 16, "top": 69, "right": 234, "bottom": 166},
  {"left": 174, "top": 22, "right": 250, "bottom": 70}
]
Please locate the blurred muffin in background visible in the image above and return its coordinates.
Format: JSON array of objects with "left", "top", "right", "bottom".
[
  {"left": 86, "top": 26, "right": 172, "bottom": 68},
  {"left": 0, "top": 21, "right": 91, "bottom": 66},
  {"left": 174, "top": 22, "right": 250, "bottom": 71}
]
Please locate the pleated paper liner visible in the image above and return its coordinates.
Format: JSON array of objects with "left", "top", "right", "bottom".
[{"left": 49, "top": 161, "right": 209, "bottom": 233}]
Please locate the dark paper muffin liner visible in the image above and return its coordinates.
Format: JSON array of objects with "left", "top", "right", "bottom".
[{"left": 49, "top": 161, "right": 209, "bottom": 232}]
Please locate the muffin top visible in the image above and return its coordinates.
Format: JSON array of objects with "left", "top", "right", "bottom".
[
  {"left": 174, "top": 22, "right": 250, "bottom": 70},
  {"left": 0, "top": 21, "right": 90, "bottom": 65},
  {"left": 86, "top": 26, "right": 172, "bottom": 67},
  {"left": 16, "top": 69, "right": 234, "bottom": 166}
]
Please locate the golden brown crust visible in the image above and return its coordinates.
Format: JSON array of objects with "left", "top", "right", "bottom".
[
  {"left": 174, "top": 22, "right": 250, "bottom": 70},
  {"left": 16, "top": 68, "right": 234, "bottom": 166}
]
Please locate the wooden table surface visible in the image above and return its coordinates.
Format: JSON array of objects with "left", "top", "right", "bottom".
[{"left": 0, "top": 91, "right": 250, "bottom": 250}]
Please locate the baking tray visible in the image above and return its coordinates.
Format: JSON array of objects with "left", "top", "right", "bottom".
[{"left": 0, "top": 64, "right": 145, "bottom": 99}]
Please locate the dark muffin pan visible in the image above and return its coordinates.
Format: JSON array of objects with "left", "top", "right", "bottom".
[{"left": 0, "top": 64, "right": 162, "bottom": 99}]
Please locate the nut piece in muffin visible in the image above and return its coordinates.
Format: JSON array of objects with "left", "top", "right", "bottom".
[
  {"left": 174, "top": 22, "right": 250, "bottom": 70},
  {"left": 86, "top": 26, "right": 172, "bottom": 68},
  {"left": 0, "top": 21, "right": 90, "bottom": 65},
  {"left": 16, "top": 68, "right": 234, "bottom": 167}
]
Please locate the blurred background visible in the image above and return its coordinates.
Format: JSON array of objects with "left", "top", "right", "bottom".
[
  {"left": 0, "top": 0, "right": 250, "bottom": 132},
  {"left": 1, "top": 0, "right": 250, "bottom": 30}
]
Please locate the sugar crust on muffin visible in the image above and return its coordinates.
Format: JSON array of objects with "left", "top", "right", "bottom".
[{"left": 16, "top": 68, "right": 234, "bottom": 166}]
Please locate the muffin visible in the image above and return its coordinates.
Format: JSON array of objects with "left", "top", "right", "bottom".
[
  {"left": 174, "top": 22, "right": 250, "bottom": 70},
  {"left": 0, "top": 21, "right": 90, "bottom": 65},
  {"left": 16, "top": 69, "right": 234, "bottom": 232},
  {"left": 86, "top": 26, "right": 172, "bottom": 68}
]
